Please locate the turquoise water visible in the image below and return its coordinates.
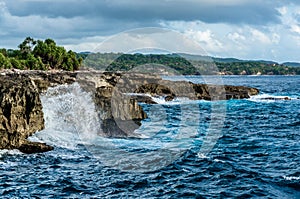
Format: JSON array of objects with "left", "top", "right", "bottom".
[{"left": 0, "top": 76, "right": 299, "bottom": 198}]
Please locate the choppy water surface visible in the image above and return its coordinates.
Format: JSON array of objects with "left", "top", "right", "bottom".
[{"left": 1, "top": 76, "right": 299, "bottom": 198}]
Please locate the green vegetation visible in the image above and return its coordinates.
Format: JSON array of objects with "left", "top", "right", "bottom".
[
  {"left": 1, "top": 38, "right": 299, "bottom": 75},
  {"left": 83, "top": 53, "right": 300, "bottom": 75},
  {"left": 215, "top": 62, "right": 300, "bottom": 75},
  {"left": 0, "top": 37, "right": 82, "bottom": 71},
  {"left": 106, "top": 54, "right": 199, "bottom": 75}
]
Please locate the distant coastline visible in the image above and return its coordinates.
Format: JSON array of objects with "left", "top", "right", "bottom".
[
  {"left": 1, "top": 37, "right": 300, "bottom": 75},
  {"left": 82, "top": 52, "right": 300, "bottom": 76}
]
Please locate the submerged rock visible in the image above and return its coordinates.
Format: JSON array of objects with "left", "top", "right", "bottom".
[
  {"left": 260, "top": 96, "right": 291, "bottom": 101},
  {"left": 18, "top": 141, "right": 54, "bottom": 154}
]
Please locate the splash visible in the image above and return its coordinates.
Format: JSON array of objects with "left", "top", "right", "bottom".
[
  {"left": 28, "top": 82, "right": 221, "bottom": 173},
  {"left": 30, "top": 83, "right": 101, "bottom": 149}
]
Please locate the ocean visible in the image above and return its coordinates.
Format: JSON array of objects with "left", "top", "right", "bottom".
[{"left": 0, "top": 75, "right": 299, "bottom": 198}]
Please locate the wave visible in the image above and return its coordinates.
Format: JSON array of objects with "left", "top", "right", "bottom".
[
  {"left": 27, "top": 83, "right": 201, "bottom": 172},
  {"left": 283, "top": 176, "right": 300, "bottom": 181},
  {"left": 29, "top": 83, "right": 101, "bottom": 150},
  {"left": 248, "top": 94, "right": 297, "bottom": 102},
  {"left": 126, "top": 92, "right": 208, "bottom": 105},
  {"left": 151, "top": 96, "right": 199, "bottom": 105},
  {"left": 0, "top": 149, "right": 23, "bottom": 158}
]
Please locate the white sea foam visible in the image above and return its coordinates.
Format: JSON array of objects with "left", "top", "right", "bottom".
[
  {"left": 0, "top": 149, "right": 23, "bottom": 157},
  {"left": 29, "top": 83, "right": 101, "bottom": 150},
  {"left": 151, "top": 96, "right": 201, "bottom": 105},
  {"left": 197, "top": 153, "right": 209, "bottom": 159},
  {"left": 124, "top": 93, "right": 152, "bottom": 97},
  {"left": 283, "top": 176, "right": 300, "bottom": 181},
  {"left": 214, "top": 159, "right": 226, "bottom": 163},
  {"left": 124, "top": 93, "right": 195, "bottom": 105},
  {"left": 248, "top": 94, "right": 293, "bottom": 102},
  {"left": 27, "top": 82, "right": 218, "bottom": 172}
]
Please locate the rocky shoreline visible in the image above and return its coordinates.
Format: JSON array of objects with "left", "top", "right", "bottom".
[{"left": 0, "top": 70, "right": 259, "bottom": 153}]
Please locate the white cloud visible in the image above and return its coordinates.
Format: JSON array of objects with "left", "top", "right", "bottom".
[
  {"left": 93, "top": 28, "right": 206, "bottom": 55},
  {"left": 278, "top": 5, "right": 300, "bottom": 34},
  {"left": 250, "top": 29, "right": 272, "bottom": 44},
  {"left": 160, "top": 19, "right": 294, "bottom": 61},
  {"left": 271, "top": 33, "right": 280, "bottom": 44},
  {"left": 227, "top": 32, "right": 246, "bottom": 42},
  {"left": 63, "top": 36, "right": 108, "bottom": 52},
  {"left": 291, "top": 24, "right": 300, "bottom": 34},
  {"left": 0, "top": 1, "right": 300, "bottom": 62},
  {"left": 277, "top": 6, "right": 287, "bottom": 15},
  {"left": 184, "top": 29, "right": 224, "bottom": 53}
]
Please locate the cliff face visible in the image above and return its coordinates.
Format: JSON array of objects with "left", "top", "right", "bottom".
[
  {"left": 2, "top": 71, "right": 149, "bottom": 139},
  {"left": 0, "top": 75, "right": 53, "bottom": 153},
  {"left": 78, "top": 72, "right": 148, "bottom": 137},
  {"left": 0, "top": 70, "right": 259, "bottom": 153}
]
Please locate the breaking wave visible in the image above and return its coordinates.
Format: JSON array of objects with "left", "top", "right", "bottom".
[
  {"left": 29, "top": 83, "right": 101, "bottom": 149},
  {"left": 29, "top": 83, "right": 204, "bottom": 172}
]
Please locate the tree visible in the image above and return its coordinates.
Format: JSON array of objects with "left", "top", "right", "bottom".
[
  {"left": 10, "top": 57, "right": 23, "bottom": 69},
  {"left": 0, "top": 53, "right": 12, "bottom": 69},
  {"left": 62, "top": 50, "right": 82, "bottom": 71},
  {"left": 33, "top": 39, "right": 82, "bottom": 70},
  {"left": 18, "top": 37, "right": 37, "bottom": 59},
  {"left": 25, "top": 54, "right": 45, "bottom": 70},
  {"left": 0, "top": 48, "right": 7, "bottom": 57}
]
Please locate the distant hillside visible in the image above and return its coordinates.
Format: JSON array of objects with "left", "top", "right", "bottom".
[
  {"left": 176, "top": 53, "right": 243, "bottom": 62},
  {"left": 212, "top": 57, "right": 245, "bottom": 63},
  {"left": 82, "top": 52, "right": 300, "bottom": 75},
  {"left": 175, "top": 53, "right": 279, "bottom": 65},
  {"left": 282, "top": 62, "right": 300, "bottom": 67}
]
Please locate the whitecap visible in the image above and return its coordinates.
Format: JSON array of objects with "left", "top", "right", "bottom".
[
  {"left": 249, "top": 94, "right": 292, "bottom": 103},
  {"left": 283, "top": 176, "right": 300, "bottom": 181}
]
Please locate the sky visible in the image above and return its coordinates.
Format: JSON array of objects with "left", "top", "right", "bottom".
[{"left": 1, "top": 0, "right": 300, "bottom": 63}]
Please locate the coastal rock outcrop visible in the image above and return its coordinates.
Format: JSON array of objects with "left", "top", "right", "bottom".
[
  {"left": 0, "top": 75, "right": 53, "bottom": 153},
  {"left": 0, "top": 70, "right": 260, "bottom": 153},
  {"left": 76, "top": 72, "right": 149, "bottom": 137},
  {"left": 2, "top": 71, "right": 149, "bottom": 139},
  {"left": 259, "top": 96, "right": 291, "bottom": 101},
  {"left": 134, "top": 80, "right": 259, "bottom": 101}
]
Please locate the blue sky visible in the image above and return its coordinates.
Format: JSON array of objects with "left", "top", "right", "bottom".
[{"left": 1, "top": 0, "right": 300, "bottom": 63}]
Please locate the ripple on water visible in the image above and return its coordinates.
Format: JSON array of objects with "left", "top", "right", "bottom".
[{"left": 1, "top": 76, "right": 300, "bottom": 198}]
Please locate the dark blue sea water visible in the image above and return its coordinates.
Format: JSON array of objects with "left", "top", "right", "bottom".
[{"left": 1, "top": 76, "right": 299, "bottom": 198}]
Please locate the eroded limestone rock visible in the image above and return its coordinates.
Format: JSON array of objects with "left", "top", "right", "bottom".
[
  {"left": 0, "top": 75, "right": 52, "bottom": 153},
  {"left": 0, "top": 70, "right": 260, "bottom": 153}
]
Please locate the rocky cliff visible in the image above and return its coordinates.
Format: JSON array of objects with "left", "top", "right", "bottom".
[
  {"left": 0, "top": 70, "right": 259, "bottom": 153},
  {"left": 0, "top": 74, "right": 53, "bottom": 153}
]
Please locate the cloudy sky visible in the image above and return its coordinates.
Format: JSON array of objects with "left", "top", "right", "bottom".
[{"left": 1, "top": 0, "right": 300, "bottom": 62}]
